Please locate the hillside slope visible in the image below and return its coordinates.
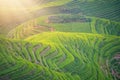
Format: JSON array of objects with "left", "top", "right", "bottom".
[
  {"left": 1, "top": 32, "right": 120, "bottom": 80},
  {"left": 0, "top": 0, "right": 120, "bottom": 80},
  {"left": 7, "top": 15, "right": 120, "bottom": 39}
]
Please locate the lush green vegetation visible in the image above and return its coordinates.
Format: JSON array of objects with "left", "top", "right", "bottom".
[
  {"left": 29, "top": 0, "right": 72, "bottom": 12},
  {"left": 7, "top": 14, "right": 120, "bottom": 39},
  {"left": 0, "top": 37, "right": 80, "bottom": 80},
  {"left": 0, "top": 0, "right": 120, "bottom": 80},
  {"left": 1, "top": 32, "right": 120, "bottom": 80},
  {"left": 61, "top": 0, "right": 120, "bottom": 21}
]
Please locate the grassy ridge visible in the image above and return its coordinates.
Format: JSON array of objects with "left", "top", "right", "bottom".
[
  {"left": 60, "top": 0, "right": 120, "bottom": 21},
  {"left": 29, "top": 0, "right": 72, "bottom": 12},
  {"left": 24, "top": 32, "right": 120, "bottom": 80},
  {"left": 7, "top": 14, "right": 120, "bottom": 39},
  {"left": 25, "top": 32, "right": 120, "bottom": 80},
  {"left": 0, "top": 36, "right": 80, "bottom": 80},
  {"left": 1, "top": 32, "right": 120, "bottom": 80}
]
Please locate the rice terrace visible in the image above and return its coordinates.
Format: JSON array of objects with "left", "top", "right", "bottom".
[{"left": 0, "top": 0, "right": 120, "bottom": 80}]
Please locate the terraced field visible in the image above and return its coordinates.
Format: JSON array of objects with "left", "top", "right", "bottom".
[
  {"left": 7, "top": 14, "right": 120, "bottom": 39},
  {"left": 0, "top": 0, "right": 120, "bottom": 80},
  {"left": 29, "top": 0, "right": 72, "bottom": 12},
  {"left": 1, "top": 32, "right": 120, "bottom": 80}
]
